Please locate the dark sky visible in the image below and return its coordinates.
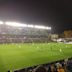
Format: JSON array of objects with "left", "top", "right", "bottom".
[{"left": 0, "top": 0, "right": 72, "bottom": 33}]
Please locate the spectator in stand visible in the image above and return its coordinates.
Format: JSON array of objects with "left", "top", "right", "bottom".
[
  {"left": 47, "top": 65, "right": 51, "bottom": 72},
  {"left": 50, "top": 64, "right": 57, "bottom": 72},
  {"left": 57, "top": 65, "right": 65, "bottom": 72},
  {"left": 67, "top": 59, "right": 72, "bottom": 72},
  {"left": 34, "top": 66, "right": 47, "bottom": 72}
]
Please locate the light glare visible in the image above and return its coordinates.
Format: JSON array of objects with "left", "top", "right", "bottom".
[
  {"left": 27, "top": 25, "right": 34, "bottom": 28},
  {"left": 35, "top": 25, "right": 47, "bottom": 29},
  {"left": 5, "top": 21, "right": 51, "bottom": 30},
  {"left": 5, "top": 22, "right": 27, "bottom": 27},
  {"left": 0, "top": 21, "right": 3, "bottom": 24},
  {"left": 46, "top": 27, "right": 51, "bottom": 30}
]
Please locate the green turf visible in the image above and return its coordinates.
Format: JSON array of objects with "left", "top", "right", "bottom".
[{"left": 0, "top": 43, "right": 72, "bottom": 72}]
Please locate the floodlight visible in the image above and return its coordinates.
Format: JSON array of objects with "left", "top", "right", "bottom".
[
  {"left": 34, "top": 25, "right": 46, "bottom": 29},
  {"left": 46, "top": 27, "right": 51, "bottom": 30},
  {"left": 5, "top": 21, "right": 51, "bottom": 30},
  {"left": 27, "top": 24, "right": 34, "bottom": 28},
  {"left": 0, "top": 21, "right": 3, "bottom": 24},
  {"left": 22, "top": 24, "right": 27, "bottom": 27},
  {"left": 5, "top": 22, "right": 27, "bottom": 27},
  {"left": 5, "top": 22, "right": 21, "bottom": 27}
]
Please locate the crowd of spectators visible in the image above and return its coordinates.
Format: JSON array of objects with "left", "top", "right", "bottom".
[
  {"left": 13, "top": 58, "right": 72, "bottom": 72},
  {"left": 0, "top": 34, "right": 49, "bottom": 43}
]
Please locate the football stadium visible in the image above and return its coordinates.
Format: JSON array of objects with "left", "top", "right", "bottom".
[{"left": 0, "top": 21, "right": 72, "bottom": 72}]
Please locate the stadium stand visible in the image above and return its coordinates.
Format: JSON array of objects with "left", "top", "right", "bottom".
[{"left": 0, "top": 25, "right": 50, "bottom": 43}]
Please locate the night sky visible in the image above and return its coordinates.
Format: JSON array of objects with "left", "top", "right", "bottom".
[{"left": 0, "top": 0, "right": 72, "bottom": 33}]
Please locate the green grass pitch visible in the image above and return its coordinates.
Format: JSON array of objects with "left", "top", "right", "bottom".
[{"left": 0, "top": 43, "right": 72, "bottom": 72}]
